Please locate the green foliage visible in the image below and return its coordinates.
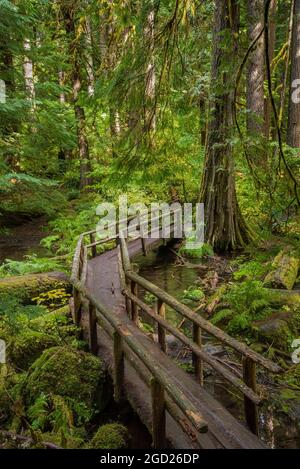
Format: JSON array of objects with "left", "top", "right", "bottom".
[
  {"left": 32, "top": 288, "right": 71, "bottom": 310},
  {"left": 233, "top": 260, "right": 269, "bottom": 281},
  {"left": 24, "top": 346, "right": 104, "bottom": 412},
  {"left": 89, "top": 423, "right": 129, "bottom": 449},
  {"left": 0, "top": 255, "right": 65, "bottom": 277},
  {"left": 179, "top": 242, "right": 214, "bottom": 259},
  {"left": 182, "top": 286, "right": 204, "bottom": 302},
  {"left": 211, "top": 280, "right": 272, "bottom": 334},
  {"left": 143, "top": 292, "right": 156, "bottom": 305},
  {"left": 8, "top": 330, "right": 59, "bottom": 370}
]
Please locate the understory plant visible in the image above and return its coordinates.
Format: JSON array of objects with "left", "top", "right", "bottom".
[{"left": 211, "top": 280, "right": 273, "bottom": 335}]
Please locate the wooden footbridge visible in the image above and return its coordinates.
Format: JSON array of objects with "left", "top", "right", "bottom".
[{"left": 70, "top": 213, "right": 282, "bottom": 449}]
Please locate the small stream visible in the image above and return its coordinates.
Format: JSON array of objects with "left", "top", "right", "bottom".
[{"left": 134, "top": 244, "right": 300, "bottom": 449}]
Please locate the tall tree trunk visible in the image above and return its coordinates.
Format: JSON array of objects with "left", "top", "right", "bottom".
[
  {"left": 246, "top": 0, "right": 265, "bottom": 136},
  {"left": 85, "top": 17, "right": 95, "bottom": 97},
  {"left": 287, "top": 0, "right": 300, "bottom": 147},
  {"left": 264, "top": 0, "right": 277, "bottom": 139},
  {"left": 23, "top": 39, "right": 35, "bottom": 108},
  {"left": 58, "top": 70, "right": 66, "bottom": 103},
  {"left": 144, "top": 4, "right": 156, "bottom": 133},
  {"left": 199, "top": 0, "right": 250, "bottom": 251},
  {"left": 60, "top": 1, "right": 91, "bottom": 190},
  {"left": 279, "top": 0, "right": 294, "bottom": 130}
]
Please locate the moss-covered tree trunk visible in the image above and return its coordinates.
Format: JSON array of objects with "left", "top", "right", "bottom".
[
  {"left": 200, "top": 0, "right": 250, "bottom": 251},
  {"left": 287, "top": 0, "right": 300, "bottom": 147},
  {"left": 59, "top": 0, "right": 92, "bottom": 190}
]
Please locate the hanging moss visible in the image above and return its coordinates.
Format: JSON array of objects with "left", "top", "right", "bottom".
[
  {"left": 24, "top": 346, "right": 104, "bottom": 410},
  {"left": 88, "top": 423, "right": 129, "bottom": 449}
]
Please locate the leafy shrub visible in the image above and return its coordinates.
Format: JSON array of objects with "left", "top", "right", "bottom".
[
  {"left": 179, "top": 241, "right": 214, "bottom": 259},
  {"left": 182, "top": 287, "right": 204, "bottom": 302},
  {"left": 32, "top": 288, "right": 71, "bottom": 310},
  {"left": 0, "top": 255, "right": 65, "bottom": 278},
  {"left": 233, "top": 260, "right": 269, "bottom": 281},
  {"left": 211, "top": 280, "right": 272, "bottom": 334}
]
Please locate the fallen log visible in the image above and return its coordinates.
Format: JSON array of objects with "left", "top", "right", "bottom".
[
  {"left": 0, "top": 430, "right": 61, "bottom": 449},
  {"left": 264, "top": 250, "right": 299, "bottom": 290},
  {"left": 0, "top": 271, "right": 71, "bottom": 302}
]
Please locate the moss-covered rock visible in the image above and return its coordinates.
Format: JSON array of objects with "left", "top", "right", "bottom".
[
  {"left": 0, "top": 364, "right": 20, "bottom": 424},
  {"left": 253, "top": 312, "right": 293, "bottom": 350},
  {"left": 24, "top": 346, "right": 104, "bottom": 409},
  {"left": 8, "top": 330, "right": 59, "bottom": 370},
  {"left": 89, "top": 423, "right": 129, "bottom": 449},
  {"left": 0, "top": 272, "right": 70, "bottom": 303},
  {"left": 264, "top": 250, "right": 299, "bottom": 290},
  {"left": 28, "top": 306, "right": 79, "bottom": 340},
  {"left": 41, "top": 431, "right": 84, "bottom": 449}
]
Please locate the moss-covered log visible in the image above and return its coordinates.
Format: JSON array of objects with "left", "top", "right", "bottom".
[
  {"left": 264, "top": 251, "right": 299, "bottom": 290},
  {"left": 0, "top": 272, "right": 70, "bottom": 302}
]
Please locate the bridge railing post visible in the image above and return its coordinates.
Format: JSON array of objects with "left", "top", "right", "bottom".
[
  {"left": 73, "top": 287, "right": 82, "bottom": 325},
  {"left": 131, "top": 281, "right": 139, "bottom": 324},
  {"left": 88, "top": 301, "right": 98, "bottom": 355},
  {"left": 90, "top": 233, "right": 97, "bottom": 258},
  {"left": 113, "top": 331, "right": 125, "bottom": 403},
  {"left": 243, "top": 357, "right": 259, "bottom": 435},
  {"left": 150, "top": 377, "right": 166, "bottom": 449},
  {"left": 156, "top": 300, "right": 167, "bottom": 352},
  {"left": 192, "top": 324, "right": 203, "bottom": 386}
]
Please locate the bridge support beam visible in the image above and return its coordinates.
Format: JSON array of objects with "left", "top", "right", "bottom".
[
  {"left": 151, "top": 377, "right": 166, "bottom": 449},
  {"left": 131, "top": 281, "right": 139, "bottom": 324},
  {"left": 192, "top": 324, "right": 203, "bottom": 386},
  {"left": 157, "top": 300, "right": 166, "bottom": 353},
  {"left": 113, "top": 331, "right": 125, "bottom": 403},
  {"left": 88, "top": 302, "right": 98, "bottom": 355},
  {"left": 243, "top": 357, "right": 259, "bottom": 435}
]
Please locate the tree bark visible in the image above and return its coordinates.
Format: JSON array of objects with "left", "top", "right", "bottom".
[
  {"left": 287, "top": 0, "right": 300, "bottom": 147},
  {"left": 144, "top": 4, "right": 156, "bottom": 133},
  {"left": 85, "top": 17, "right": 95, "bottom": 97},
  {"left": 264, "top": 0, "right": 277, "bottom": 139},
  {"left": 60, "top": 1, "right": 92, "bottom": 189},
  {"left": 199, "top": 0, "right": 250, "bottom": 251},
  {"left": 23, "top": 39, "right": 35, "bottom": 108},
  {"left": 246, "top": 0, "right": 265, "bottom": 137}
]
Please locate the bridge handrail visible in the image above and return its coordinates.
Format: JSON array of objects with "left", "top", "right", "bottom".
[
  {"left": 119, "top": 237, "right": 281, "bottom": 374},
  {"left": 70, "top": 229, "right": 210, "bottom": 447},
  {"left": 71, "top": 209, "right": 282, "bottom": 441}
]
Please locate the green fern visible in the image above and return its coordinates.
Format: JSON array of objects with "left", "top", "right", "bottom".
[
  {"left": 210, "top": 309, "right": 234, "bottom": 325},
  {"left": 27, "top": 393, "right": 49, "bottom": 431}
]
